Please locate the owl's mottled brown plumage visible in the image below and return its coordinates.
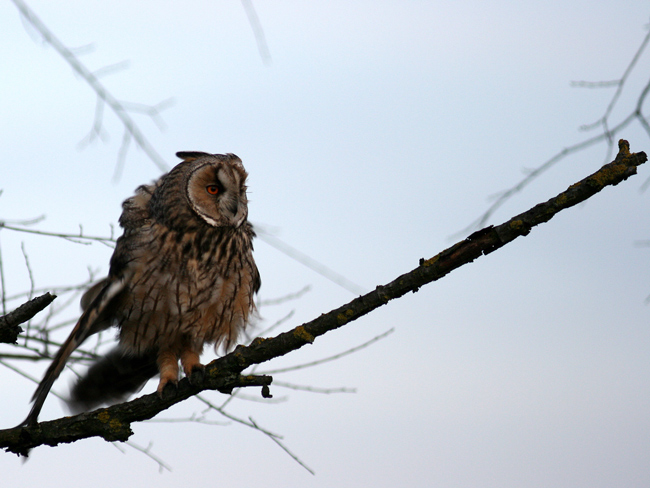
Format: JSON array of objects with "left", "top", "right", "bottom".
[{"left": 22, "top": 152, "right": 260, "bottom": 425}]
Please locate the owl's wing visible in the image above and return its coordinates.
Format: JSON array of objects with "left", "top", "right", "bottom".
[{"left": 20, "top": 270, "right": 129, "bottom": 426}]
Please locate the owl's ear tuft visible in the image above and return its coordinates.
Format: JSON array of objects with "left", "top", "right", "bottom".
[{"left": 176, "top": 151, "right": 212, "bottom": 162}]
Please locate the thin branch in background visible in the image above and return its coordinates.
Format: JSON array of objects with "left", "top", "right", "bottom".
[
  {"left": 19, "top": 243, "right": 36, "bottom": 344},
  {"left": 240, "top": 0, "right": 272, "bottom": 65},
  {"left": 11, "top": 0, "right": 170, "bottom": 174},
  {"left": 273, "top": 381, "right": 356, "bottom": 394},
  {"left": 2, "top": 215, "right": 45, "bottom": 226},
  {"left": 0, "top": 222, "right": 116, "bottom": 247},
  {"left": 196, "top": 395, "right": 281, "bottom": 438},
  {"left": 256, "top": 226, "right": 366, "bottom": 295},
  {"left": 4, "top": 269, "right": 97, "bottom": 302},
  {"left": 200, "top": 392, "right": 315, "bottom": 475},
  {"left": 249, "top": 417, "right": 315, "bottom": 475},
  {"left": 19, "top": 243, "right": 35, "bottom": 300},
  {"left": 118, "top": 440, "right": 172, "bottom": 473},
  {"left": 0, "top": 359, "right": 66, "bottom": 402},
  {"left": 216, "top": 381, "right": 244, "bottom": 411},
  {"left": 260, "top": 328, "right": 394, "bottom": 375},
  {"left": 464, "top": 28, "right": 650, "bottom": 232},
  {"left": 229, "top": 392, "right": 287, "bottom": 404},
  {"left": 92, "top": 60, "right": 130, "bottom": 79},
  {"left": 576, "top": 28, "right": 650, "bottom": 137},
  {"left": 570, "top": 80, "right": 623, "bottom": 88},
  {"left": 78, "top": 96, "right": 109, "bottom": 147},
  {"left": 120, "top": 99, "right": 175, "bottom": 131},
  {"left": 147, "top": 413, "right": 229, "bottom": 426},
  {"left": 258, "top": 285, "right": 311, "bottom": 306},
  {"left": 0, "top": 238, "right": 6, "bottom": 315},
  {"left": 254, "top": 310, "right": 295, "bottom": 339}
]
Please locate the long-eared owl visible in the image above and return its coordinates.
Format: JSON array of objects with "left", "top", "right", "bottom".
[{"left": 22, "top": 151, "right": 260, "bottom": 425}]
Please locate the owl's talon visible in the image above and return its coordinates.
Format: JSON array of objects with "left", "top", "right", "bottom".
[
  {"left": 188, "top": 365, "right": 205, "bottom": 385},
  {"left": 157, "top": 379, "right": 178, "bottom": 399}
]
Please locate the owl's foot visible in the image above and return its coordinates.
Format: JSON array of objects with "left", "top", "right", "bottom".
[
  {"left": 180, "top": 349, "right": 202, "bottom": 377},
  {"left": 157, "top": 377, "right": 178, "bottom": 399},
  {"left": 187, "top": 364, "right": 205, "bottom": 385},
  {"left": 157, "top": 349, "right": 180, "bottom": 398}
]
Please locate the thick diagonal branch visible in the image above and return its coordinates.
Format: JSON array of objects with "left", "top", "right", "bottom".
[{"left": 0, "top": 140, "right": 645, "bottom": 455}]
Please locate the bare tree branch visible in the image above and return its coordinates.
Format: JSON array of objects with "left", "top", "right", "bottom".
[
  {"left": 11, "top": 0, "right": 170, "bottom": 173},
  {"left": 240, "top": 0, "right": 272, "bottom": 65},
  {"left": 0, "top": 139, "right": 644, "bottom": 456},
  {"left": 0, "top": 293, "right": 56, "bottom": 344}
]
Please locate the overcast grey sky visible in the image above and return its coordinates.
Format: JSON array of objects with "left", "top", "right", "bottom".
[{"left": 2, "top": 1, "right": 650, "bottom": 487}]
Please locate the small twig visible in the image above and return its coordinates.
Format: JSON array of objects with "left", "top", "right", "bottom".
[
  {"left": 248, "top": 416, "right": 315, "bottom": 475},
  {"left": 196, "top": 395, "right": 282, "bottom": 438},
  {"left": 227, "top": 392, "right": 287, "bottom": 404},
  {"left": 19, "top": 243, "right": 35, "bottom": 300},
  {"left": 20, "top": 243, "right": 36, "bottom": 339},
  {"left": 254, "top": 310, "right": 295, "bottom": 338},
  {"left": 272, "top": 381, "right": 356, "bottom": 394},
  {"left": 121, "top": 440, "right": 172, "bottom": 473},
  {"left": 260, "top": 328, "right": 394, "bottom": 374},
  {"left": 570, "top": 80, "right": 622, "bottom": 88},
  {"left": 147, "top": 414, "right": 228, "bottom": 426},
  {"left": 258, "top": 286, "right": 311, "bottom": 306},
  {"left": 0, "top": 223, "right": 115, "bottom": 246}
]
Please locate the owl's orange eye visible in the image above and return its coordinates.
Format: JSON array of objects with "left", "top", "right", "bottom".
[{"left": 206, "top": 185, "right": 220, "bottom": 195}]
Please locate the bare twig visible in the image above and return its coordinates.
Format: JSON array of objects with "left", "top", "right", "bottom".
[
  {"left": 196, "top": 395, "right": 281, "bottom": 438},
  {"left": 120, "top": 440, "right": 172, "bottom": 473},
  {"left": 249, "top": 417, "right": 315, "bottom": 475},
  {"left": 466, "top": 29, "right": 650, "bottom": 232},
  {"left": 0, "top": 223, "right": 115, "bottom": 247},
  {"left": 272, "top": 381, "right": 356, "bottom": 394},
  {"left": 260, "top": 328, "right": 394, "bottom": 374},
  {"left": 258, "top": 286, "right": 311, "bottom": 307}
]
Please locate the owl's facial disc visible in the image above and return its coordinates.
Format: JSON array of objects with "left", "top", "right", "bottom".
[{"left": 186, "top": 161, "right": 248, "bottom": 228}]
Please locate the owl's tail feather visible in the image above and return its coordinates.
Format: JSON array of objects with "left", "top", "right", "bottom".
[
  {"left": 19, "top": 277, "right": 127, "bottom": 427},
  {"left": 67, "top": 347, "right": 159, "bottom": 414}
]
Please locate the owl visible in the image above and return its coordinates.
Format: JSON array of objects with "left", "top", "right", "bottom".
[{"left": 21, "top": 151, "right": 260, "bottom": 425}]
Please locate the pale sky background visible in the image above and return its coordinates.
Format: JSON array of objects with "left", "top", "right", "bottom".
[{"left": 2, "top": 1, "right": 650, "bottom": 487}]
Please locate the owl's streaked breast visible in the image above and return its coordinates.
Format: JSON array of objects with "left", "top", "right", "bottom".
[{"left": 115, "top": 221, "right": 258, "bottom": 355}]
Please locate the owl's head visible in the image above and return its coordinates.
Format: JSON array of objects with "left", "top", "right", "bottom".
[
  {"left": 175, "top": 151, "right": 250, "bottom": 229},
  {"left": 146, "top": 151, "right": 250, "bottom": 231}
]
